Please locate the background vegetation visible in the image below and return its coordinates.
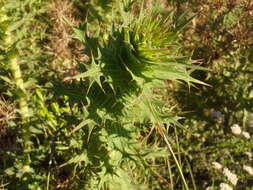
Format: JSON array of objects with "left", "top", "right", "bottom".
[{"left": 0, "top": 0, "right": 253, "bottom": 189}]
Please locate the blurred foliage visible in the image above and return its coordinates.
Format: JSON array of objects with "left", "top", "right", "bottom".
[{"left": 169, "top": 0, "right": 253, "bottom": 189}]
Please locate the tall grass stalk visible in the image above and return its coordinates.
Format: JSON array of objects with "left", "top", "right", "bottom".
[{"left": 162, "top": 133, "right": 189, "bottom": 190}]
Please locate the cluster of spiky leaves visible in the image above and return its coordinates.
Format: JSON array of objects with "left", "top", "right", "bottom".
[
  {"left": 64, "top": 1, "right": 204, "bottom": 189},
  {"left": 74, "top": 2, "right": 203, "bottom": 122}
]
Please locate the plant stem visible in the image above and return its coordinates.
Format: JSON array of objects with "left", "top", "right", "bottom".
[
  {"left": 2, "top": 12, "right": 31, "bottom": 164},
  {"left": 9, "top": 56, "right": 31, "bottom": 164},
  {"left": 9, "top": 57, "right": 29, "bottom": 118}
]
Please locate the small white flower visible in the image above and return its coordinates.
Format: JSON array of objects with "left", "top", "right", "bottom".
[
  {"left": 243, "top": 165, "right": 253, "bottom": 175},
  {"left": 223, "top": 168, "right": 238, "bottom": 186},
  {"left": 220, "top": 183, "right": 233, "bottom": 190},
  {"left": 206, "top": 186, "right": 213, "bottom": 190},
  {"left": 244, "top": 152, "right": 252, "bottom": 160},
  {"left": 194, "top": 133, "right": 201, "bottom": 137},
  {"left": 230, "top": 124, "right": 241, "bottom": 135},
  {"left": 212, "top": 162, "right": 223, "bottom": 170},
  {"left": 242, "top": 131, "right": 250, "bottom": 139}
]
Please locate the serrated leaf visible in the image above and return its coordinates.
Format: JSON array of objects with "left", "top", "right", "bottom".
[
  {"left": 62, "top": 15, "right": 85, "bottom": 42},
  {"left": 73, "top": 55, "right": 104, "bottom": 92}
]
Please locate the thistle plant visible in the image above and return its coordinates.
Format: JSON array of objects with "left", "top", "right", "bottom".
[{"left": 66, "top": 1, "right": 204, "bottom": 189}]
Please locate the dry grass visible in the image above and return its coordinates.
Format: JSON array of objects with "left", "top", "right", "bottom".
[
  {"left": 46, "top": 0, "right": 87, "bottom": 79},
  {"left": 0, "top": 97, "right": 14, "bottom": 136},
  {"left": 0, "top": 96, "right": 17, "bottom": 156}
]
